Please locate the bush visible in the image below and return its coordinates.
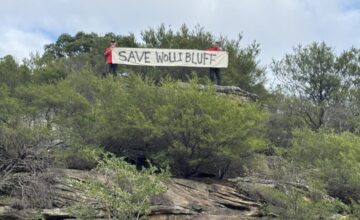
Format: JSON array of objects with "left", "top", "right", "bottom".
[
  {"left": 68, "top": 149, "right": 169, "bottom": 220},
  {"left": 72, "top": 76, "right": 268, "bottom": 178},
  {"left": 258, "top": 186, "right": 346, "bottom": 219},
  {"left": 6, "top": 72, "right": 268, "bottom": 179},
  {"left": 53, "top": 144, "right": 101, "bottom": 170},
  {"left": 0, "top": 123, "right": 56, "bottom": 209},
  {"left": 153, "top": 80, "right": 268, "bottom": 177},
  {"left": 290, "top": 129, "right": 360, "bottom": 202}
]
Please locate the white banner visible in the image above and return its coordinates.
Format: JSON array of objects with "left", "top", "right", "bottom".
[{"left": 112, "top": 47, "right": 228, "bottom": 68}]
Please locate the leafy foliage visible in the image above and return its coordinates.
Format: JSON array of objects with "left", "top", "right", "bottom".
[
  {"left": 291, "top": 129, "right": 360, "bottom": 202},
  {"left": 0, "top": 55, "right": 30, "bottom": 91},
  {"left": 258, "top": 186, "right": 347, "bottom": 219},
  {"left": 152, "top": 80, "right": 268, "bottom": 177},
  {"left": 54, "top": 74, "right": 268, "bottom": 178},
  {"left": 272, "top": 42, "right": 360, "bottom": 130},
  {"left": 69, "top": 149, "right": 168, "bottom": 220}
]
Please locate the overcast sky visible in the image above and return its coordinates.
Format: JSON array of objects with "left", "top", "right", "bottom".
[{"left": 1, "top": 0, "right": 360, "bottom": 79}]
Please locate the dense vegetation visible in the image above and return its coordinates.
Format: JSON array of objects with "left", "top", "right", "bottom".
[{"left": 1, "top": 24, "right": 360, "bottom": 219}]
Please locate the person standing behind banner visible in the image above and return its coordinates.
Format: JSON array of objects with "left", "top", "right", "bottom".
[
  {"left": 207, "top": 41, "right": 222, "bottom": 85},
  {"left": 104, "top": 39, "right": 118, "bottom": 76}
]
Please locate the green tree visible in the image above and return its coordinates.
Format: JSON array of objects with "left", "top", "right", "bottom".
[
  {"left": 55, "top": 75, "right": 268, "bottom": 178},
  {"left": 43, "top": 31, "right": 139, "bottom": 75},
  {"left": 0, "top": 85, "right": 23, "bottom": 125},
  {"left": 13, "top": 78, "right": 91, "bottom": 138},
  {"left": 153, "top": 80, "right": 268, "bottom": 178},
  {"left": 221, "top": 35, "right": 267, "bottom": 96},
  {"left": 265, "top": 89, "right": 306, "bottom": 148},
  {"left": 0, "top": 55, "right": 30, "bottom": 91},
  {"left": 272, "top": 42, "right": 360, "bottom": 130}
]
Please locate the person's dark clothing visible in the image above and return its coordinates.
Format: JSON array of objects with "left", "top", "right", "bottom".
[
  {"left": 209, "top": 67, "right": 221, "bottom": 85},
  {"left": 207, "top": 46, "right": 221, "bottom": 85},
  {"left": 107, "top": 63, "right": 117, "bottom": 75}
]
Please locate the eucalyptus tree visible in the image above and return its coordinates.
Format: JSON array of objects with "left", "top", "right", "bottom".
[{"left": 272, "top": 42, "right": 360, "bottom": 131}]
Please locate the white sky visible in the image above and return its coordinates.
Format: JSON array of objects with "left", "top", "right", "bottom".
[{"left": 1, "top": 0, "right": 360, "bottom": 83}]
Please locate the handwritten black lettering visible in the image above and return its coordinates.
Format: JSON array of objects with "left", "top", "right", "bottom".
[
  {"left": 163, "top": 53, "right": 169, "bottom": 62},
  {"left": 203, "top": 53, "right": 210, "bottom": 65},
  {"left": 169, "top": 52, "right": 175, "bottom": 62},
  {"left": 185, "top": 52, "right": 191, "bottom": 62},
  {"left": 155, "top": 52, "right": 163, "bottom": 63},
  {"left": 191, "top": 52, "right": 198, "bottom": 64},
  {"left": 134, "top": 51, "right": 144, "bottom": 62},
  {"left": 127, "top": 51, "right": 136, "bottom": 62},
  {"left": 197, "top": 53, "right": 203, "bottom": 65},
  {"left": 210, "top": 54, "right": 216, "bottom": 64},
  {"left": 118, "top": 51, "right": 127, "bottom": 61},
  {"left": 116, "top": 49, "right": 224, "bottom": 67},
  {"left": 144, "top": 51, "right": 150, "bottom": 63}
]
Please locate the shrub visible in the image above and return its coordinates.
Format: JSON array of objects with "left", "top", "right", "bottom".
[
  {"left": 290, "top": 129, "right": 360, "bottom": 202},
  {"left": 53, "top": 144, "right": 101, "bottom": 170},
  {"left": 153, "top": 80, "right": 268, "bottom": 177},
  {"left": 0, "top": 124, "right": 56, "bottom": 209},
  {"left": 68, "top": 149, "right": 168, "bottom": 220},
  {"left": 258, "top": 186, "right": 346, "bottom": 219},
  {"left": 66, "top": 76, "right": 268, "bottom": 178}
]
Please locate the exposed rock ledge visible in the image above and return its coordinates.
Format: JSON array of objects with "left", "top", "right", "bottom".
[
  {"left": 214, "top": 85, "right": 259, "bottom": 102},
  {"left": 178, "top": 82, "right": 259, "bottom": 102},
  {"left": 149, "top": 178, "right": 261, "bottom": 220},
  {"left": 0, "top": 169, "right": 263, "bottom": 220}
]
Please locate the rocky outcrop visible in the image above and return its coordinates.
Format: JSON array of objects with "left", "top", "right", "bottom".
[
  {"left": 0, "top": 169, "right": 263, "bottom": 220},
  {"left": 214, "top": 85, "right": 259, "bottom": 101},
  {"left": 150, "top": 178, "right": 262, "bottom": 220},
  {"left": 177, "top": 82, "right": 259, "bottom": 102}
]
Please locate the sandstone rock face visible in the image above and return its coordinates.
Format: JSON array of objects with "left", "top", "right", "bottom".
[
  {"left": 0, "top": 169, "right": 263, "bottom": 219},
  {"left": 150, "top": 178, "right": 262, "bottom": 220},
  {"left": 177, "top": 82, "right": 259, "bottom": 102},
  {"left": 214, "top": 85, "right": 258, "bottom": 101}
]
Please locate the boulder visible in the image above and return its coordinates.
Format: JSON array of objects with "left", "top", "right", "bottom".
[{"left": 0, "top": 169, "right": 263, "bottom": 219}]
